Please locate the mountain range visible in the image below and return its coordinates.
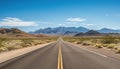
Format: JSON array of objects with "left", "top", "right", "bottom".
[
  {"left": 29, "top": 27, "right": 120, "bottom": 35},
  {"left": 1, "top": 27, "right": 120, "bottom": 37},
  {"left": 29, "top": 27, "right": 89, "bottom": 34}
]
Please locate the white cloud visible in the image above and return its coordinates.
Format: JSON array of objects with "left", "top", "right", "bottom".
[
  {"left": 66, "top": 17, "right": 86, "bottom": 22},
  {"left": 86, "top": 24, "right": 94, "bottom": 26},
  {"left": 58, "top": 24, "right": 65, "bottom": 26},
  {"left": 0, "top": 17, "right": 37, "bottom": 26}
]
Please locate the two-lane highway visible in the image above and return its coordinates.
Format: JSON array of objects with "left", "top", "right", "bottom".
[{"left": 0, "top": 38, "right": 120, "bottom": 69}]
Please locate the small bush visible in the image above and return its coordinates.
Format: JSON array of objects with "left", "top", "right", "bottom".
[
  {"left": 107, "top": 44, "right": 116, "bottom": 49},
  {"left": 68, "top": 39, "right": 76, "bottom": 43},
  {"left": 21, "top": 39, "right": 33, "bottom": 47},
  {"left": 45, "top": 40, "right": 51, "bottom": 43},
  {"left": 94, "top": 44, "right": 102, "bottom": 48},
  {"left": 101, "top": 37, "right": 119, "bottom": 44},
  {"left": 0, "top": 38, "right": 7, "bottom": 47},
  {"left": 6, "top": 46, "right": 23, "bottom": 50},
  {"left": 82, "top": 41, "right": 91, "bottom": 46},
  {"left": 0, "top": 47, "right": 8, "bottom": 52},
  {"left": 102, "top": 44, "right": 108, "bottom": 47},
  {"left": 116, "top": 48, "right": 120, "bottom": 53},
  {"left": 34, "top": 42, "right": 44, "bottom": 45},
  {"left": 75, "top": 41, "right": 82, "bottom": 44}
]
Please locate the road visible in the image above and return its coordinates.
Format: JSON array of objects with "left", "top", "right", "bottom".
[{"left": 0, "top": 38, "right": 120, "bottom": 69}]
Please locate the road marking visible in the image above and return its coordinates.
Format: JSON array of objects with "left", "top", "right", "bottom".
[
  {"left": 57, "top": 42, "right": 63, "bottom": 69},
  {"left": 66, "top": 42, "right": 108, "bottom": 58},
  {"left": 81, "top": 48, "right": 108, "bottom": 58},
  {"left": 68, "top": 42, "right": 108, "bottom": 58}
]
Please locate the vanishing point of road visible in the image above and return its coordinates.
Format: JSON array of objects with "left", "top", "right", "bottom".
[{"left": 0, "top": 38, "right": 120, "bottom": 69}]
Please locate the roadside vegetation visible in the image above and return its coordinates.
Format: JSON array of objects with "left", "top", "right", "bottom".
[
  {"left": 63, "top": 36, "right": 120, "bottom": 53},
  {"left": 0, "top": 37, "right": 58, "bottom": 52}
]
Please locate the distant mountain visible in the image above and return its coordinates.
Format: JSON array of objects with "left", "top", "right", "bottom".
[
  {"left": 98, "top": 28, "right": 120, "bottom": 33},
  {"left": 29, "top": 27, "right": 89, "bottom": 34},
  {"left": 75, "top": 30, "right": 101, "bottom": 36},
  {"left": 85, "top": 30, "right": 100, "bottom": 35},
  {"left": 29, "top": 27, "right": 120, "bottom": 35},
  {"left": 63, "top": 31, "right": 78, "bottom": 36},
  {"left": 0, "top": 28, "right": 34, "bottom": 37},
  {"left": 0, "top": 28, "right": 26, "bottom": 34}
]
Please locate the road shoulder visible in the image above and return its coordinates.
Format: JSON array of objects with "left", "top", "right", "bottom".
[
  {"left": 66, "top": 41, "right": 120, "bottom": 61},
  {"left": 0, "top": 42, "right": 55, "bottom": 63}
]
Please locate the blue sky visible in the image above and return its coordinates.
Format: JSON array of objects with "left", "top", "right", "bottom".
[{"left": 0, "top": 0, "right": 120, "bottom": 32}]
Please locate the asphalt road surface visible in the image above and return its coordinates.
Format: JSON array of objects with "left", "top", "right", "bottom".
[
  {"left": 0, "top": 38, "right": 120, "bottom": 69},
  {"left": 62, "top": 41, "right": 120, "bottom": 69}
]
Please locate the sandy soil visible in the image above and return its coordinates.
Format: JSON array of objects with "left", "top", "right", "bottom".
[
  {"left": 0, "top": 42, "right": 54, "bottom": 63},
  {"left": 70, "top": 42, "right": 120, "bottom": 61}
]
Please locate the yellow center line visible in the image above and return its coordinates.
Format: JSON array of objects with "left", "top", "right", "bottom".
[{"left": 57, "top": 43, "right": 63, "bottom": 69}]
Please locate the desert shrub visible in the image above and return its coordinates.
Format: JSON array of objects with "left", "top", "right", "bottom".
[
  {"left": 91, "top": 39, "right": 98, "bottom": 43},
  {"left": 102, "top": 44, "right": 108, "bottom": 47},
  {"left": 82, "top": 41, "right": 91, "bottom": 46},
  {"left": 75, "top": 41, "right": 82, "bottom": 44},
  {"left": 107, "top": 44, "right": 116, "bottom": 49},
  {"left": 21, "top": 39, "right": 34, "bottom": 47},
  {"left": 45, "top": 40, "right": 51, "bottom": 43},
  {"left": 36, "top": 41, "right": 43, "bottom": 44},
  {"left": 35, "top": 41, "right": 45, "bottom": 45},
  {"left": 0, "top": 38, "right": 7, "bottom": 47},
  {"left": 6, "top": 46, "right": 23, "bottom": 50},
  {"left": 67, "top": 39, "right": 76, "bottom": 43},
  {"left": 101, "top": 39, "right": 113, "bottom": 44},
  {"left": 0, "top": 37, "right": 56, "bottom": 52},
  {"left": 114, "top": 39, "right": 120, "bottom": 43},
  {"left": 114, "top": 46, "right": 118, "bottom": 50},
  {"left": 101, "top": 36, "right": 119, "bottom": 44},
  {"left": 94, "top": 44, "right": 102, "bottom": 48},
  {"left": 0, "top": 47, "right": 8, "bottom": 52},
  {"left": 116, "top": 47, "right": 120, "bottom": 53}
]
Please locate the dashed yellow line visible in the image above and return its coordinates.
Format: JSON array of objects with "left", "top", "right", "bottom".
[{"left": 57, "top": 43, "right": 63, "bottom": 69}]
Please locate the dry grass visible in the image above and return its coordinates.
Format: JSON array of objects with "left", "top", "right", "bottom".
[
  {"left": 94, "top": 43, "right": 103, "bottom": 48},
  {"left": 116, "top": 48, "right": 120, "bottom": 53},
  {"left": 0, "top": 37, "right": 58, "bottom": 52},
  {"left": 63, "top": 36, "right": 120, "bottom": 53}
]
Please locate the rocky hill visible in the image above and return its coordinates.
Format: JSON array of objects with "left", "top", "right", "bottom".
[
  {"left": 0, "top": 28, "right": 32, "bottom": 37},
  {"left": 0, "top": 28, "right": 26, "bottom": 34},
  {"left": 75, "top": 30, "right": 101, "bottom": 36}
]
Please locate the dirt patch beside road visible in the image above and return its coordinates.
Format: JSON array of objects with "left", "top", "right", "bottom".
[{"left": 0, "top": 42, "right": 54, "bottom": 63}]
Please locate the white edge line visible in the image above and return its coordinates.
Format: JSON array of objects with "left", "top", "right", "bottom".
[
  {"left": 81, "top": 48, "right": 108, "bottom": 58},
  {"left": 67, "top": 42, "right": 108, "bottom": 58}
]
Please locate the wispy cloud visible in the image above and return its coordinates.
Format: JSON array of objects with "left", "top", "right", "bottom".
[
  {"left": 66, "top": 17, "right": 86, "bottom": 22},
  {"left": 0, "top": 17, "right": 37, "bottom": 26},
  {"left": 86, "top": 24, "right": 94, "bottom": 26},
  {"left": 58, "top": 24, "right": 65, "bottom": 26}
]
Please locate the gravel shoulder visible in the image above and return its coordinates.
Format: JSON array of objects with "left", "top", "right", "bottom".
[
  {"left": 0, "top": 42, "right": 54, "bottom": 63},
  {"left": 66, "top": 41, "right": 120, "bottom": 61}
]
